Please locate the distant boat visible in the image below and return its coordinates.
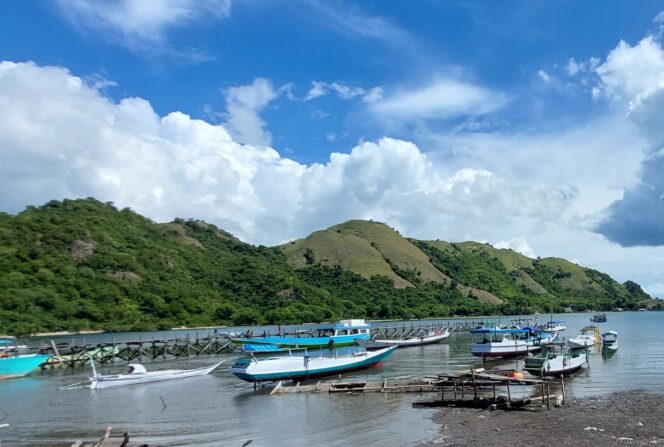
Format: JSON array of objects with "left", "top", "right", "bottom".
[
  {"left": 370, "top": 329, "right": 450, "bottom": 348},
  {"left": 230, "top": 345, "right": 397, "bottom": 382},
  {"left": 230, "top": 319, "right": 371, "bottom": 348},
  {"left": 0, "top": 337, "right": 27, "bottom": 353},
  {"left": 0, "top": 353, "right": 50, "bottom": 380},
  {"left": 524, "top": 342, "right": 587, "bottom": 377},
  {"left": 591, "top": 312, "right": 607, "bottom": 323},
  {"left": 540, "top": 320, "right": 566, "bottom": 334},
  {"left": 471, "top": 328, "right": 557, "bottom": 358},
  {"left": 567, "top": 325, "right": 600, "bottom": 349},
  {"left": 601, "top": 331, "right": 618, "bottom": 354},
  {"left": 88, "top": 361, "right": 224, "bottom": 389}
]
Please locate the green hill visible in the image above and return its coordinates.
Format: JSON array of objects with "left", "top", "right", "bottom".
[{"left": 0, "top": 199, "right": 655, "bottom": 335}]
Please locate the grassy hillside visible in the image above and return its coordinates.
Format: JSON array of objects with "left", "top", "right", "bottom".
[{"left": 0, "top": 199, "right": 655, "bottom": 335}]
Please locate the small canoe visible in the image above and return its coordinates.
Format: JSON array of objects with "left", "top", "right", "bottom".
[
  {"left": 89, "top": 360, "right": 224, "bottom": 389},
  {"left": 230, "top": 346, "right": 397, "bottom": 383},
  {"left": 372, "top": 330, "right": 450, "bottom": 348}
]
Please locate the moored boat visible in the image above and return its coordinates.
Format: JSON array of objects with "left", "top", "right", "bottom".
[
  {"left": 591, "top": 312, "right": 607, "bottom": 323},
  {"left": 89, "top": 360, "right": 224, "bottom": 389},
  {"left": 567, "top": 325, "right": 600, "bottom": 349},
  {"left": 230, "top": 345, "right": 397, "bottom": 382},
  {"left": 471, "top": 328, "right": 557, "bottom": 358},
  {"left": 601, "top": 330, "right": 618, "bottom": 354},
  {"left": 539, "top": 319, "right": 566, "bottom": 334},
  {"left": 0, "top": 353, "right": 51, "bottom": 380},
  {"left": 231, "top": 319, "right": 371, "bottom": 348},
  {"left": 371, "top": 329, "right": 450, "bottom": 348},
  {"left": 524, "top": 342, "right": 587, "bottom": 377},
  {"left": 0, "top": 337, "right": 28, "bottom": 353}
]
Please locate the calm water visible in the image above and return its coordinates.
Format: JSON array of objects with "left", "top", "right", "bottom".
[{"left": 1, "top": 312, "right": 662, "bottom": 446}]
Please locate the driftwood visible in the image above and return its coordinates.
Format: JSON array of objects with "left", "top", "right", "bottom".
[{"left": 70, "top": 427, "right": 137, "bottom": 447}]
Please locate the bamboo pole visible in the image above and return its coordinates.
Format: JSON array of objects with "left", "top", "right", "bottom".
[{"left": 50, "top": 340, "right": 64, "bottom": 368}]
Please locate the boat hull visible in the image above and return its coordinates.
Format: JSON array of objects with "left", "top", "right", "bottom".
[
  {"left": 472, "top": 335, "right": 556, "bottom": 358},
  {"left": 0, "top": 354, "right": 50, "bottom": 380},
  {"left": 230, "top": 346, "right": 397, "bottom": 382},
  {"left": 567, "top": 337, "right": 598, "bottom": 349},
  {"left": 373, "top": 331, "right": 450, "bottom": 347},
  {"left": 524, "top": 353, "right": 587, "bottom": 377},
  {"left": 89, "top": 361, "right": 223, "bottom": 389},
  {"left": 231, "top": 333, "right": 370, "bottom": 348}
]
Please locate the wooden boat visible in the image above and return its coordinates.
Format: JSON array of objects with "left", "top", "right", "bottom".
[
  {"left": 591, "top": 312, "right": 607, "bottom": 323},
  {"left": 601, "top": 330, "right": 618, "bottom": 353},
  {"left": 0, "top": 337, "right": 28, "bottom": 353},
  {"left": 370, "top": 329, "right": 450, "bottom": 347},
  {"left": 230, "top": 345, "right": 397, "bottom": 382},
  {"left": 471, "top": 328, "right": 557, "bottom": 358},
  {"left": 567, "top": 325, "right": 600, "bottom": 349},
  {"left": 0, "top": 353, "right": 50, "bottom": 380},
  {"left": 539, "top": 320, "right": 566, "bottom": 334},
  {"left": 230, "top": 319, "right": 371, "bottom": 348},
  {"left": 89, "top": 360, "right": 224, "bottom": 389},
  {"left": 524, "top": 342, "right": 587, "bottom": 377}
]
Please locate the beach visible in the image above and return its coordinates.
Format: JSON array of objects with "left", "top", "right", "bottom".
[{"left": 423, "top": 390, "right": 664, "bottom": 446}]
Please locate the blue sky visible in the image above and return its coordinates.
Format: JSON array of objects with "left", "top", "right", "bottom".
[{"left": 2, "top": 1, "right": 664, "bottom": 296}]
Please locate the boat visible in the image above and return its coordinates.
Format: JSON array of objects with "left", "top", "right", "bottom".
[
  {"left": 0, "top": 337, "right": 28, "bottom": 353},
  {"left": 88, "top": 360, "right": 224, "bottom": 389},
  {"left": 591, "top": 312, "right": 607, "bottom": 323},
  {"left": 0, "top": 353, "right": 51, "bottom": 380},
  {"left": 539, "top": 320, "right": 566, "bottom": 334},
  {"left": 230, "top": 319, "right": 372, "bottom": 348},
  {"left": 230, "top": 345, "right": 397, "bottom": 382},
  {"left": 567, "top": 325, "right": 600, "bottom": 349},
  {"left": 524, "top": 342, "right": 587, "bottom": 377},
  {"left": 371, "top": 329, "right": 450, "bottom": 348},
  {"left": 471, "top": 327, "right": 557, "bottom": 358},
  {"left": 601, "top": 331, "right": 618, "bottom": 354},
  {"left": 241, "top": 344, "right": 307, "bottom": 354}
]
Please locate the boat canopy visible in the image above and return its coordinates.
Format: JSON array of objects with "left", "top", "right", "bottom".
[
  {"left": 333, "top": 319, "right": 370, "bottom": 330},
  {"left": 127, "top": 364, "right": 147, "bottom": 374}
]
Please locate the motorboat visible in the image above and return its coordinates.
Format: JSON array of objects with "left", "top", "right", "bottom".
[
  {"left": 230, "top": 319, "right": 371, "bottom": 348},
  {"left": 88, "top": 360, "right": 224, "bottom": 389},
  {"left": 471, "top": 328, "right": 557, "bottom": 358},
  {"left": 0, "top": 353, "right": 50, "bottom": 380},
  {"left": 601, "top": 331, "right": 618, "bottom": 354},
  {"left": 567, "top": 325, "right": 600, "bottom": 349},
  {"left": 230, "top": 345, "right": 396, "bottom": 382},
  {"left": 524, "top": 342, "right": 587, "bottom": 377},
  {"left": 591, "top": 312, "right": 607, "bottom": 323},
  {"left": 371, "top": 329, "right": 450, "bottom": 348},
  {"left": 540, "top": 320, "right": 566, "bottom": 334}
]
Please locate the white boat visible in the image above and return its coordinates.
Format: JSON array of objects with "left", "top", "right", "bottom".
[
  {"left": 602, "top": 331, "right": 618, "bottom": 353},
  {"left": 471, "top": 328, "right": 557, "bottom": 358},
  {"left": 372, "top": 329, "right": 450, "bottom": 347},
  {"left": 540, "top": 320, "right": 566, "bottom": 334},
  {"left": 524, "top": 343, "right": 587, "bottom": 376},
  {"left": 230, "top": 346, "right": 397, "bottom": 382},
  {"left": 567, "top": 325, "right": 600, "bottom": 349},
  {"left": 89, "top": 361, "right": 224, "bottom": 389}
]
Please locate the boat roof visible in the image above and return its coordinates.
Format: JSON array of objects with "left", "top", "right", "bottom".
[
  {"left": 471, "top": 328, "right": 530, "bottom": 334},
  {"left": 332, "top": 319, "right": 370, "bottom": 329},
  {"left": 602, "top": 330, "right": 618, "bottom": 336}
]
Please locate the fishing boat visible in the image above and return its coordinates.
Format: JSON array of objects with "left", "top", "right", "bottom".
[
  {"left": 591, "top": 312, "right": 607, "bottom": 323},
  {"left": 231, "top": 319, "right": 371, "bottom": 348},
  {"left": 88, "top": 360, "right": 224, "bottom": 389},
  {"left": 371, "top": 329, "right": 450, "bottom": 348},
  {"left": 601, "top": 331, "right": 618, "bottom": 354},
  {"left": 230, "top": 345, "right": 397, "bottom": 382},
  {"left": 0, "top": 337, "right": 28, "bottom": 353},
  {"left": 567, "top": 325, "right": 600, "bottom": 349},
  {"left": 471, "top": 328, "right": 557, "bottom": 358},
  {"left": 539, "top": 320, "right": 566, "bottom": 334},
  {"left": 0, "top": 353, "right": 51, "bottom": 380},
  {"left": 524, "top": 342, "right": 587, "bottom": 377}
]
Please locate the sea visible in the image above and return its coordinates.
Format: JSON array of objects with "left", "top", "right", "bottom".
[{"left": 0, "top": 311, "right": 662, "bottom": 446}]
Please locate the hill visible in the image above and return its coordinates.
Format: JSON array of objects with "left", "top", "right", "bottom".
[{"left": 0, "top": 199, "right": 655, "bottom": 335}]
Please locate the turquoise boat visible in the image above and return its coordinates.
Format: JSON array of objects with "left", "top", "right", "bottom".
[
  {"left": 231, "top": 319, "right": 372, "bottom": 348},
  {"left": 0, "top": 353, "right": 50, "bottom": 379}
]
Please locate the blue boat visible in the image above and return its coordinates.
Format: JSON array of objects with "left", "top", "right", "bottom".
[
  {"left": 0, "top": 353, "right": 50, "bottom": 379},
  {"left": 231, "top": 319, "right": 372, "bottom": 348},
  {"left": 230, "top": 345, "right": 396, "bottom": 382}
]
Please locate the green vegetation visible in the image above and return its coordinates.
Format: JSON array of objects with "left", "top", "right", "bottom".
[{"left": 0, "top": 199, "right": 654, "bottom": 335}]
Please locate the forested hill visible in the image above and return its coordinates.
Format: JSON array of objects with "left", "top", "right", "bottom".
[{"left": 0, "top": 199, "right": 654, "bottom": 335}]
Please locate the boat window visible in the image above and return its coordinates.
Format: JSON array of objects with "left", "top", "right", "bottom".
[
  {"left": 349, "top": 329, "right": 359, "bottom": 335},
  {"left": 336, "top": 329, "right": 348, "bottom": 336}
]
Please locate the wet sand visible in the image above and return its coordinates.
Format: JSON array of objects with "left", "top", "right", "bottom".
[{"left": 423, "top": 390, "right": 664, "bottom": 446}]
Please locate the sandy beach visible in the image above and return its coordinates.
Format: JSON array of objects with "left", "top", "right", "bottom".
[{"left": 422, "top": 390, "right": 664, "bottom": 446}]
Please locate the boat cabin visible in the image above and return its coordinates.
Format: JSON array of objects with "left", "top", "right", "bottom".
[
  {"left": 316, "top": 319, "right": 371, "bottom": 337},
  {"left": 471, "top": 328, "right": 531, "bottom": 344}
]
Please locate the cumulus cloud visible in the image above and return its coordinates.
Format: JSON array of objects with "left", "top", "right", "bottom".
[
  {"left": 55, "top": 0, "right": 231, "bottom": 57},
  {"left": 495, "top": 236, "right": 536, "bottom": 258},
  {"left": 224, "top": 78, "right": 278, "bottom": 146},
  {"left": 593, "top": 34, "right": 664, "bottom": 246},
  {"left": 304, "top": 81, "right": 383, "bottom": 103},
  {"left": 0, "top": 61, "right": 575, "bottom": 247},
  {"left": 371, "top": 79, "right": 507, "bottom": 121}
]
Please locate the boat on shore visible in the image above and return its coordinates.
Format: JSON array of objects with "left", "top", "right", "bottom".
[
  {"left": 0, "top": 353, "right": 51, "bottom": 380},
  {"left": 471, "top": 328, "right": 557, "bottom": 358},
  {"left": 370, "top": 329, "right": 450, "bottom": 348},
  {"left": 524, "top": 342, "right": 587, "bottom": 377},
  {"left": 601, "top": 331, "right": 618, "bottom": 354},
  {"left": 568, "top": 325, "right": 600, "bottom": 349},
  {"left": 230, "top": 319, "right": 371, "bottom": 348},
  {"left": 230, "top": 345, "right": 397, "bottom": 382},
  {"left": 89, "top": 360, "right": 224, "bottom": 389},
  {"left": 591, "top": 312, "right": 607, "bottom": 323}
]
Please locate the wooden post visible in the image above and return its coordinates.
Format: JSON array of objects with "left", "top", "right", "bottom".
[
  {"left": 546, "top": 383, "right": 551, "bottom": 410},
  {"left": 560, "top": 375, "right": 566, "bottom": 404},
  {"left": 506, "top": 382, "right": 511, "bottom": 403},
  {"left": 50, "top": 340, "right": 64, "bottom": 368}
]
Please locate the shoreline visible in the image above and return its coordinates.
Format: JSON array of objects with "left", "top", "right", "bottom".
[{"left": 421, "top": 390, "right": 664, "bottom": 446}]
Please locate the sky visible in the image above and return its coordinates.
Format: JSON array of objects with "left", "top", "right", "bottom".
[{"left": 2, "top": 1, "right": 664, "bottom": 296}]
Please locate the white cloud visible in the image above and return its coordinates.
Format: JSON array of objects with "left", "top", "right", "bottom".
[
  {"left": 304, "top": 81, "right": 383, "bottom": 103},
  {"left": 644, "top": 282, "right": 664, "bottom": 298},
  {"left": 566, "top": 57, "right": 600, "bottom": 76},
  {"left": 224, "top": 78, "right": 278, "bottom": 146},
  {"left": 371, "top": 79, "right": 508, "bottom": 120},
  {"left": 0, "top": 60, "right": 575, "bottom": 248},
  {"left": 495, "top": 236, "right": 536, "bottom": 259},
  {"left": 55, "top": 0, "right": 231, "bottom": 56},
  {"left": 537, "top": 69, "right": 551, "bottom": 83}
]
